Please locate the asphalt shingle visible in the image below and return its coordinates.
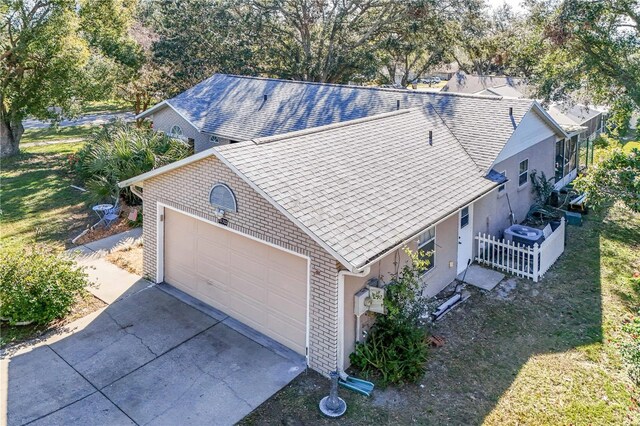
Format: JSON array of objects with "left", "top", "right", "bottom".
[
  {"left": 216, "top": 107, "right": 497, "bottom": 269},
  {"left": 160, "top": 74, "right": 537, "bottom": 171}
]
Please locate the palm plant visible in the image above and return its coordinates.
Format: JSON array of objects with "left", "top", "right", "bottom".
[{"left": 75, "top": 120, "right": 192, "bottom": 205}]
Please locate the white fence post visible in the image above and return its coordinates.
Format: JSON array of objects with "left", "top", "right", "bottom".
[
  {"left": 474, "top": 222, "right": 565, "bottom": 282},
  {"left": 533, "top": 243, "right": 539, "bottom": 282}
]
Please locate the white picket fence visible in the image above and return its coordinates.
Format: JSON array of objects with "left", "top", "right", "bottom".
[{"left": 475, "top": 218, "right": 566, "bottom": 282}]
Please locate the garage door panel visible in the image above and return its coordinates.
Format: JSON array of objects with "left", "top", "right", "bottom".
[
  {"left": 269, "top": 250, "right": 307, "bottom": 279},
  {"left": 227, "top": 252, "right": 265, "bottom": 281},
  {"left": 197, "top": 219, "right": 228, "bottom": 240},
  {"left": 230, "top": 233, "right": 270, "bottom": 259},
  {"left": 266, "top": 313, "right": 306, "bottom": 353},
  {"left": 267, "top": 268, "right": 307, "bottom": 302},
  {"left": 267, "top": 291, "right": 306, "bottom": 321},
  {"left": 163, "top": 208, "right": 307, "bottom": 355}
]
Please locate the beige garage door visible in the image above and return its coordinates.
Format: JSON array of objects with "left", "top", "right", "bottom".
[{"left": 163, "top": 208, "right": 308, "bottom": 354}]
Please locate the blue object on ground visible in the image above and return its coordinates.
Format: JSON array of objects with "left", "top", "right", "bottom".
[{"left": 338, "top": 373, "right": 374, "bottom": 397}]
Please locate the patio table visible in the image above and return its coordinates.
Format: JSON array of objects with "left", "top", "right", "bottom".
[{"left": 92, "top": 203, "right": 113, "bottom": 227}]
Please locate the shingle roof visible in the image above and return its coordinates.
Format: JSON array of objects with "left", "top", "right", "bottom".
[
  {"left": 441, "top": 72, "right": 534, "bottom": 97},
  {"left": 215, "top": 107, "right": 497, "bottom": 269},
  {"left": 146, "top": 73, "right": 541, "bottom": 171},
  {"left": 547, "top": 104, "right": 603, "bottom": 126}
]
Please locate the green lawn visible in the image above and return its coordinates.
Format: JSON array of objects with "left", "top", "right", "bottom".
[
  {"left": 81, "top": 99, "right": 131, "bottom": 114},
  {"left": 21, "top": 124, "right": 98, "bottom": 144},
  {"left": 241, "top": 204, "right": 640, "bottom": 425},
  {"left": 0, "top": 142, "right": 93, "bottom": 251}
]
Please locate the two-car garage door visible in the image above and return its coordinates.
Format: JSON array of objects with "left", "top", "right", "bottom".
[{"left": 163, "top": 208, "right": 308, "bottom": 355}]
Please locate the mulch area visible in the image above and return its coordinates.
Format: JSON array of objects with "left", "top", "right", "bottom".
[{"left": 74, "top": 203, "right": 140, "bottom": 245}]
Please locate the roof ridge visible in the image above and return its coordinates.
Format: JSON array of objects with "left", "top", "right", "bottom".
[
  {"left": 210, "top": 73, "right": 515, "bottom": 101},
  {"left": 221, "top": 108, "right": 417, "bottom": 148}
]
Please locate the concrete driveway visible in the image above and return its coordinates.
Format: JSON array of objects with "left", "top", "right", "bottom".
[{"left": 4, "top": 286, "right": 304, "bottom": 426}]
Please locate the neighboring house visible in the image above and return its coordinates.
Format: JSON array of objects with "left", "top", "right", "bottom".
[
  {"left": 430, "top": 62, "right": 461, "bottom": 81},
  {"left": 442, "top": 72, "right": 607, "bottom": 187},
  {"left": 121, "top": 74, "right": 568, "bottom": 376}
]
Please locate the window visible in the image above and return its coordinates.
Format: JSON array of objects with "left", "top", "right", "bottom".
[
  {"left": 460, "top": 207, "right": 470, "bottom": 228},
  {"left": 209, "top": 183, "right": 237, "bottom": 212},
  {"left": 555, "top": 139, "right": 565, "bottom": 182},
  {"left": 566, "top": 135, "right": 578, "bottom": 173},
  {"left": 417, "top": 227, "right": 436, "bottom": 274},
  {"left": 169, "top": 125, "right": 183, "bottom": 138},
  {"left": 498, "top": 170, "right": 507, "bottom": 193},
  {"left": 518, "top": 159, "right": 529, "bottom": 187},
  {"left": 210, "top": 135, "right": 219, "bottom": 145}
]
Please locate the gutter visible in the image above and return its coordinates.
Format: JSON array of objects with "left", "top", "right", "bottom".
[
  {"left": 337, "top": 266, "right": 371, "bottom": 372},
  {"left": 357, "top": 183, "right": 499, "bottom": 271},
  {"left": 130, "top": 184, "right": 143, "bottom": 201}
]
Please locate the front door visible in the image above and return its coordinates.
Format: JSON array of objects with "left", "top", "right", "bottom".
[{"left": 457, "top": 204, "right": 473, "bottom": 275}]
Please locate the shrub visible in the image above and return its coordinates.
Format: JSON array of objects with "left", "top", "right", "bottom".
[
  {"left": 350, "top": 250, "right": 430, "bottom": 385},
  {"left": 530, "top": 169, "right": 555, "bottom": 206},
  {"left": 0, "top": 247, "right": 89, "bottom": 325},
  {"left": 621, "top": 309, "right": 640, "bottom": 386},
  {"left": 75, "top": 120, "right": 192, "bottom": 205}
]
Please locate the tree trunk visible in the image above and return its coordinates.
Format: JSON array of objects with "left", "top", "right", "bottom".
[{"left": 0, "top": 116, "right": 23, "bottom": 158}]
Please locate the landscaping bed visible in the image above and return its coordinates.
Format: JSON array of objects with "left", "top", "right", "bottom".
[
  {"left": 0, "top": 293, "right": 106, "bottom": 349},
  {"left": 242, "top": 203, "right": 639, "bottom": 425}
]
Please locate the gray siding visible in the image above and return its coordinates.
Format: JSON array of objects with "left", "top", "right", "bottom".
[
  {"left": 473, "top": 134, "right": 556, "bottom": 245},
  {"left": 150, "top": 106, "right": 231, "bottom": 152}
]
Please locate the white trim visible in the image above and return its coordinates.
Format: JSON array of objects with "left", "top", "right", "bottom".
[
  {"left": 211, "top": 150, "right": 358, "bottom": 272},
  {"left": 518, "top": 158, "right": 529, "bottom": 188},
  {"left": 119, "top": 148, "right": 218, "bottom": 188},
  {"left": 156, "top": 204, "right": 164, "bottom": 283},
  {"left": 138, "top": 101, "right": 203, "bottom": 137},
  {"left": 457, "top": 203, "right": 474, "bottom": 275},
  {"left": 136, "top": 101, "right": 168, "bottom": 120},
  {"left": 157, "top": 202, "right": 311, "bottom": 362},
  {"left": 489, "top": 103, "right": 569, "bottom": 174},
  {"left": 417, "top": 226, "right": 436, "bottom": 276},
  {"left": 337, "top": 267, "right": 370, "bottom": 371}
]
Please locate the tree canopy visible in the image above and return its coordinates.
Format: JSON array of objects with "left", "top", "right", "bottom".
[
  {"left": 0, "top": 0, "right": 141, "bottom": 157},
  {"left": 574, "top": 146, "right": 640, "bottom": 212},
  {"left": 529, "top": 0, "right": 640, "bottom": 111}
]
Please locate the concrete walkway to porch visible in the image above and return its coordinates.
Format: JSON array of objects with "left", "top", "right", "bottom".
[{"left": 66, "top": 228, "right": 148, "bottom": 304}]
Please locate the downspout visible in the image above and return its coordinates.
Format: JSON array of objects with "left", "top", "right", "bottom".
[
  {"left": 130, "top": 184, "right": 143, "bottom": 201},
  {"left": 337, "top": 266, "right": 370, "bottom": 372}
]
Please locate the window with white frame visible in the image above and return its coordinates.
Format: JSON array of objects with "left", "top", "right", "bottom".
[
  {"left": 169, "top": 125, "right": 183, "bottom": 138},
  {"left": 498, "top": 170, "right": 507, "bottom": 193},
  {"left": 210, "top": 135, "right": 219, "bottom": 145},
  {"left": 460, "top": 206, "right": 470, "bottom": 228},
  {"left": 417, "top": 226, "right": 436, "bottom": 274},
  {"left": 518, "top": 159, "right": 529, "bottom": 187}
]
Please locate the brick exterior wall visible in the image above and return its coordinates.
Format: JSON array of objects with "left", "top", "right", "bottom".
[{"left": 142, "top": 155, "right": 339, "bottom": 375}]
